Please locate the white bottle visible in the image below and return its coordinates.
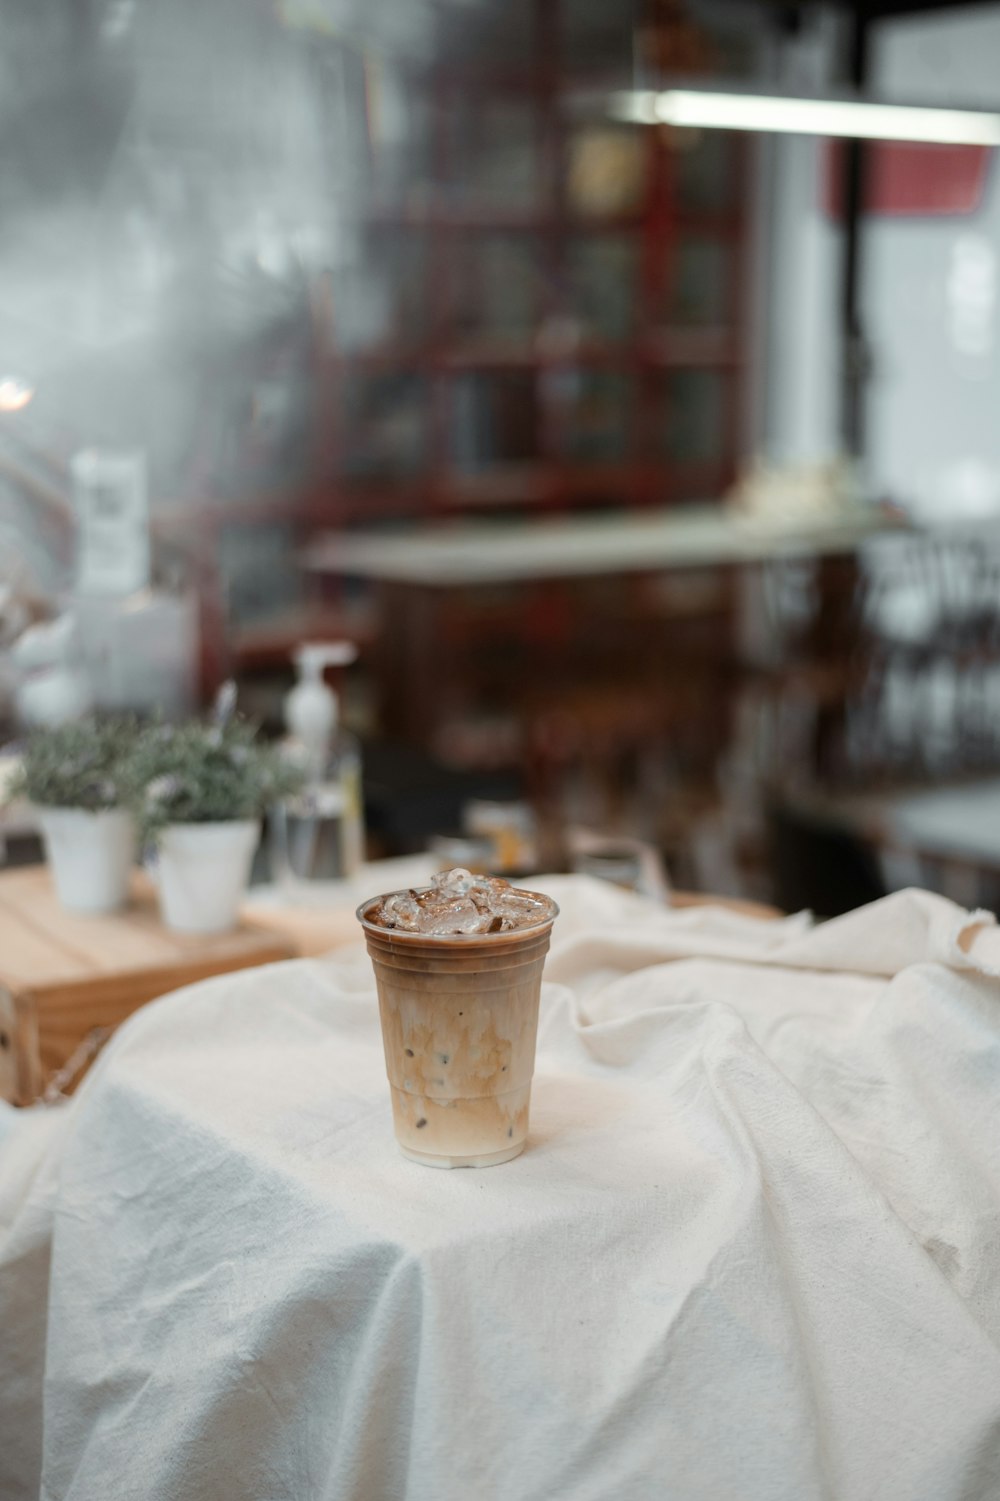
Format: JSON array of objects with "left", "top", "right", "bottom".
[
  {"left": 11, "top": 612, "right": 94, "bottom": 728},
  {"left": 275, "top": 642, "right": 364, "bottom": 885}
]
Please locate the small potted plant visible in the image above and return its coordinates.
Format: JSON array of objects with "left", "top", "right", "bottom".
[
  {"left": 130, "top": 716, "right": 303, "bottom": 934},
  {"left": 6, "top": 717, "right": 137, "bottom": 913}
]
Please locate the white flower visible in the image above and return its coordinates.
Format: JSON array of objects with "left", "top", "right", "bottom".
[
  {"left": 145, "top": 774, "right": 180, "bottom": 803},
  {"left": 213, "top": 680, "right": 238, "bottom": 726}
]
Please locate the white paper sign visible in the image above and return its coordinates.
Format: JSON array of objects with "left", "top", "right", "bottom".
[{"left": 72, "top": 448, "right": 150, "bottom": 597}]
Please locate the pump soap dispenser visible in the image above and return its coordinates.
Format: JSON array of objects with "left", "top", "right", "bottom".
[{"left": 272, "top": 642, "right": 364, "bottom": 886}]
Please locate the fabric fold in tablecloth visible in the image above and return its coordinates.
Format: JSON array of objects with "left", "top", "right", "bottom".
[{"left": 2, "top": 880, "right": 1000, "bottom": 1501}]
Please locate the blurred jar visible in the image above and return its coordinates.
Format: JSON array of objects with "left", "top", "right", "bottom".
[
  {"left": 463, "top": 799, "right": 537, "bottom": 874},
  {"left": 567, "top": 832, "right": 670, "bottom": 900},
  {"left": 269, "top": 782, "right": 355, "bottom": 888},
  {"left": 427, "top": 833, "right": 495, "bottom": 875},
  {"left": 571, "top": 845, "right": 644, "bottom": 892}
]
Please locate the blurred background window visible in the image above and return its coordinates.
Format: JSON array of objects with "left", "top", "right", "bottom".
[{"left": 6, "top": 0, "right": 1000, "bottom": 918}]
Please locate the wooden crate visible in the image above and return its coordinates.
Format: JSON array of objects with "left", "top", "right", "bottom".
[{"left": 0, "top": 866, "right": 294, "bottom": 1105}]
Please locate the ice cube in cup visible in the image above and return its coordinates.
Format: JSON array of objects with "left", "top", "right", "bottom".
[{"left": 358, "top": 869, "right": 559, "bottom": 1168}]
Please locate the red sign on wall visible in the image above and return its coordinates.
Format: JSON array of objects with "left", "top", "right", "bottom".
[{"left": 823, "top": 140, "right": 993, "bottom": 218}]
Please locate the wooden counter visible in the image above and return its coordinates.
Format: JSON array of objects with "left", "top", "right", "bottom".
[{"left": 0, "top": 867, "right": 294, "bottom": 1105}]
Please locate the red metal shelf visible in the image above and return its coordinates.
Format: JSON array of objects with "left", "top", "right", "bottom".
[{"left": 195, "top": 0, "right": 750, "bottom": 681}]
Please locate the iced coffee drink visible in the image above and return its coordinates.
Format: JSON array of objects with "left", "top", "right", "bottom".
[{"left": 357, "top": 868, "right": 559, "bottom": 1168}]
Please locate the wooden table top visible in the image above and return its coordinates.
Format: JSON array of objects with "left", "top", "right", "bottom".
[
  {"left": 0, "top": 867, "right": 295, "bottom": 1104},
  {"left": 0, "top": 865, "right": 292, "bottom": 992}
]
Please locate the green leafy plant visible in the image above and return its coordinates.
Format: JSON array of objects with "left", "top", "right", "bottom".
[
  {"left": 128, "top": 717, "right": 304, "bottom": 844},
  {"left": 6, "top": 717, "right": 138, "bottom": 812}
]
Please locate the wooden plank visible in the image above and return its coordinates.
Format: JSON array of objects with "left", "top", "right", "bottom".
[
  {"left": 0, "top": 868, "right": 185, "bottom": 975},
  {"left": 0, "top": 867, "right": 302, "bottom": 981},
  {"left": 243, "top": 903, "right": 363, "bottom": 959},
  {"left": 27, "top": 931, "right": 293, "bottom": 1088},
  {"left": 0, "top": 986, "right": 20, "bottom": 1103},
  {"left": 0, "top": 864, "right": 295, "bottom": 1102},
  {"left": 6, "top": 987, "right": 41, "bottom": 1106},
  {"left": 0, "top": 907, "right": 86, "bottom": 987}
]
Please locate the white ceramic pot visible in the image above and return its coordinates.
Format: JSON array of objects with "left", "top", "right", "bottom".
[
  {"left": 154, "top": 820, "right": 260, "bottom": 934},
  {"left": 37, "top": 806, "right": 135, "bottom": 914}
]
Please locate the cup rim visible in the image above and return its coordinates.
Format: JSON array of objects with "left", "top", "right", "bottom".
[{"left": 356, "top": 881, "right": 559, "bottom": 942}]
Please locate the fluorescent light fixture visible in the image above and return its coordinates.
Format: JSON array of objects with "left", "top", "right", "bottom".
[{"left": 609, "top": 88, "right": 1000, "bottom": 146}]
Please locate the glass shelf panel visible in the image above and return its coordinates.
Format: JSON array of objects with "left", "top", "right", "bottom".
[
  {"left": 448, "top": 235, "right": 545, "bottom": 341},
  {"left": 448, "top": 96, "right": 541, "bottom": 212},
  {"left": 218, "top": 521, "right": 301, "bottom": 628},
  {"left": 562, "top": 370, "right": 632, "bottom": 463},
  {"left": 436, "top": 0, "right": 536, "bottom": 73},
  {"left": 658, "top": 369, "right": 728, "bottom": 463},
  {"left": 567, "top": 235, "right": 636, "bottom": 341},
  {"left": 340, "top": 231, "right": 428, "bottom": 349},
  {"left": 664, "top": 236, "right": 731, "bottom": 328},
  {"left": 342, "top": 371, "right": 428, "bottom": 478},
  {"left": 451, "top": 372, "right": 540, "bottom": 471},
  {"left": 367, "top": 76, "right": 435, "bottom": 212},
  {"left": 561, "top": 0, "right": 634, "bottom": 73},
  {"left": 673, "top": 131, "right": 736, "bottom": 214}
]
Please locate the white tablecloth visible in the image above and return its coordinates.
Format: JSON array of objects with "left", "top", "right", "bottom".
[{"left": 3, "top": 879, "right": 1000, "bottom": 1501}]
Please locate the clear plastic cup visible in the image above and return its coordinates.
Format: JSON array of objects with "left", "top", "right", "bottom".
[{"left": 357, "top": 883, "right": 558, "bottom": 1168}]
